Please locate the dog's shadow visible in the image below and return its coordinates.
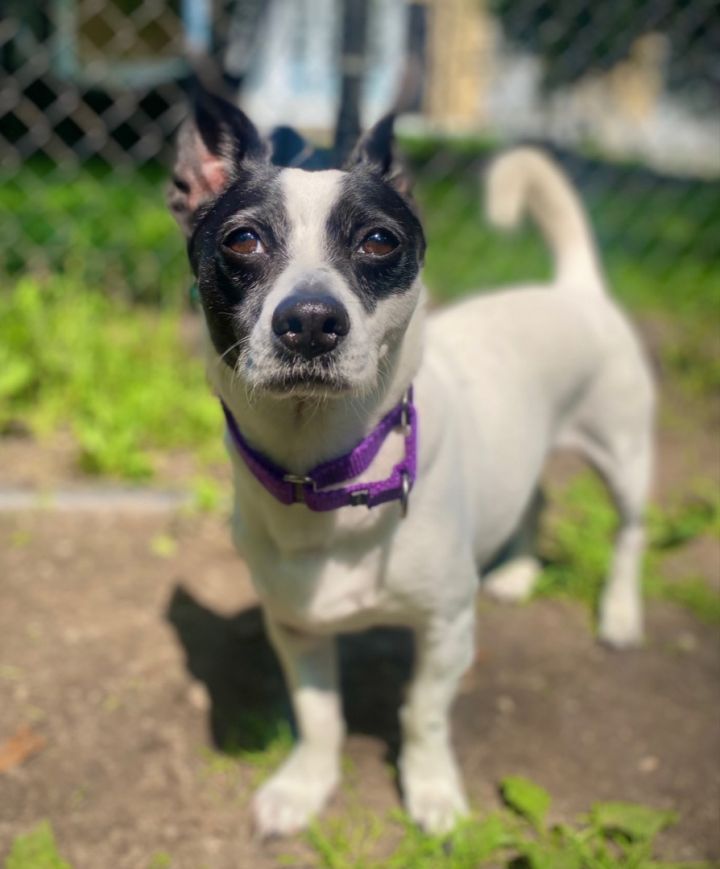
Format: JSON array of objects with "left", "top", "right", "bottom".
[{"left": 166, "top": 585, "right": 414, "bottom": 762}]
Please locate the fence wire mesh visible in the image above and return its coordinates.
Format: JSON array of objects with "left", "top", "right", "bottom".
[{"left": 1, "top": 0, "right": 718, "bottom": 308}]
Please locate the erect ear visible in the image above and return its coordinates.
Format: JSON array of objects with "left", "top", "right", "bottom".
[
  {"left": 345, "top": 114, "right": 412, "bottom": 195},
  {"left": 168, "top": 87, "right": 269, "bottom": 235}
]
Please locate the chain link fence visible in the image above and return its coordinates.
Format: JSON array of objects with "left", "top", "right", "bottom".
[{"left": 1, "top": 0, "right": 718, "bottom": 308}]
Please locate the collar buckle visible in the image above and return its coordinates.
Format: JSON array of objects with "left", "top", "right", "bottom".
[
  {"left": 283, "top": 473, "right": 317, "bottom": 504},
  {"left": 221, "top": 386, "right": 416, "bottom": 514},
  {"left": 282, "top": 473, "right": 316, "bottom": 489},
  {"left": 399, "top": 390, "right": 411, "bottom": 432},
  {"left": 349, "top": 489, "right": 370, "bottom": 507},
  {"left": 400, "top": 470, "right": 411, "bottom": 517}
]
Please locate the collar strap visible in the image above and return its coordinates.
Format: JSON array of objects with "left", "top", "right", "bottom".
[{"left": 220, "top": 388, "right": 417, "bottom": 515}]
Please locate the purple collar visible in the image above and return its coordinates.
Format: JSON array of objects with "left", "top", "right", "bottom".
[{"left": 220, "top": 389, "right": 417, "bottom": 515}]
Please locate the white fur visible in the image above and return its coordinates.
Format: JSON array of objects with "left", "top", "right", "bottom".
[{"left": 206, "top": 150, "right": 654, "bottom": 836}]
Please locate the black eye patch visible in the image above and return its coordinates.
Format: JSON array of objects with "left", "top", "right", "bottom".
[
  {"left": 189, "top": 163, "right": 290, "bottom": 365},
  {"left": 326, "top": 171, "right": 425, "bottom": 312}
]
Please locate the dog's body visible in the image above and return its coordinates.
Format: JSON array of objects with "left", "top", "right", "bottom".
[{"left": 170, "top": 96, "right": 653, "bottom": 837}]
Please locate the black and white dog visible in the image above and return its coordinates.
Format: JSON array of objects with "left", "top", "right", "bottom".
[{"left": 168, "top": 91, "right": 654, "bottom": 837}]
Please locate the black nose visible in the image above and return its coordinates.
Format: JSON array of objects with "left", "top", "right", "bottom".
[{"left": 272, "top": 294, "right": 350, "bottom": 360}]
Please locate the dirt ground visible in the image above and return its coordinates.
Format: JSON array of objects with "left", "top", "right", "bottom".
[
  {"left": 0, "top": 316, "right": 719, "bottom": 868},
  {"left": 0, "top": 508, "right": 718, "bottom": 869}
]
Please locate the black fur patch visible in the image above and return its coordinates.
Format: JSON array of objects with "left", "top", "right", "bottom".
[
  {"left": 325, "top": 169, "right": 425, "bottom": 312},
  {"left": 189, "top": 162, "right": 289, "bottom": 365}
]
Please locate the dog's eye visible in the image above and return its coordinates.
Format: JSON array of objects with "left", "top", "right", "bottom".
[
  {"left": 224, "top": 228, "right": 265, "bottom": 255},
  {"left": 359, "top": 229, "right": 399, "bottom": 258}
]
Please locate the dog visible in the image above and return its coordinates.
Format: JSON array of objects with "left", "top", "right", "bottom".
[{"left": 168, "top": 89, "right": 654, "bottom": 837}]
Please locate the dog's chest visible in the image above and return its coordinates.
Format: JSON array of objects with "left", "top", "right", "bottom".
[{"left": 232, "top": 502, "right": 403, "bottom": 632}]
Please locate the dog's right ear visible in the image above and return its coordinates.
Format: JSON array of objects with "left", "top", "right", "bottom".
[{"left": 168, "top": 88, "right": 269, "bottom": 235}]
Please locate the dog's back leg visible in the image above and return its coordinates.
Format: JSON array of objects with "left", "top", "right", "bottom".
[
  {"left": 595, "top": 436, "right": 652, "bottom": 648},
  {"left": 482, "top": 488, "right": 544, "bottom": 602},
  {"left": 560, "top": 390, "right": 654, "bottom": 648}
]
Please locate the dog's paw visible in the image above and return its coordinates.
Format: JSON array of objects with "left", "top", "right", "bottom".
[
  {"left": 405, "top": 778, "right": 469, "bottom": 834},
  {"left": 252, "top": 747, "right": 339, "bottom": 838},
  {"left": 598, "top": 593, "right": 644, "bottom": 649},
  {"left": 483, "top": 556, "right": 540, "bottom": 603},
  {"left": 401, "top": 748, "right": 469, "bottom": 834}
]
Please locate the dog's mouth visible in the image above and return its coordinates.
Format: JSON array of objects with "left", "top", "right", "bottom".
[{"left": 259, "top": 357, "right": 351, "bottom": 398}]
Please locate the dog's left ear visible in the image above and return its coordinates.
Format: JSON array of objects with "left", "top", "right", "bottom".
[
  {"left": 346, "top": 114, "right": 412, "bottom": 195},
  {"left": 168, "top": 88, "right": 270, "bottom": 235}
]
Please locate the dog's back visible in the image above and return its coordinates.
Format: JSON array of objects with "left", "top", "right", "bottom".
[{"left": 420, "top": 148, "right": 654, "bottom": 647}]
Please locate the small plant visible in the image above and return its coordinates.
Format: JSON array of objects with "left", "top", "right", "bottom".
[
  {"left": 536, "top": 472, "right": 720, "bottom": 625},
  {"left": 190, "top": 475, "right": 227, "bottom": 513},
  {"left": 4, "top": 821, "right": 73, "bottom": 869},
  {"left": 0, "top": 276, "right": 222, "bottom": 480},
  {"left": 147, "top": 851, "right": 173, "bottom": 869},
  {"left": 650, "top": 492, "right": 720, "bottom": 549},
  {"left": 535, "top": 472, "right": 616, "bottom": 609},
  {"left": 301, "top": 776, "right": 694, "bottom": 868},
  {"left": 201, "top": 713, "right": 294, "bottom": 784}
]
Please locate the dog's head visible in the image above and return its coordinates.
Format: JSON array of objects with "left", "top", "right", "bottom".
[{"left": 169, "top": 91, "right": 425, "bottom": 398}]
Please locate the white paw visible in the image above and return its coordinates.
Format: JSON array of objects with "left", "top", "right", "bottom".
[
  {"left": 251, "top": 747, "right": 339, "bottom": 838},
  {"left": 483, "top": 557, "right": 540, "bottom": 603},
  {"left": 401, "top": 749, "right": 469, "bottom": 834},
  {"left": 598, "top": 592, "right": 644, "bottom": 649}
]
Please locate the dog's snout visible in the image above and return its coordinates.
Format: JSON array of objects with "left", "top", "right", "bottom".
[{"left": 272, "top": 295, "right": 350, "bottom": 360}]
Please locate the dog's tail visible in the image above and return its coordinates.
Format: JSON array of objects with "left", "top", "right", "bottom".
[{"left": 485, "top": 148, "right": 605, "bottom": 294}]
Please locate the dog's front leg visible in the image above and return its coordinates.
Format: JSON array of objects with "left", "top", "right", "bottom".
[
  {"left": 400, "top": 606, "right": 475, "bottom": 833},
  {"left": 252, "top": 616, "right": 344, "bottom": 838}
]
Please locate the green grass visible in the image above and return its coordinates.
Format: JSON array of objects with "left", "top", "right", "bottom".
[
  {"left": 0, "top": 167, "right": 716, "bottom": 622},
  {"left": 0, "top": 275, "right": 222, "bottom": 479},
  {"left": 4, "top": 822, "right": 73, "bottom": 869},
  {"left": 299, "top": 776, "right": 702, "bottom": 868},
  {"left": 200, "top": 713, "right": 295, "bottom": 784},
  {"left": 0, "top": 168, "right": 185, "bottom": 305},
  {"left": 146, "top": 854, "right": 172, "bottom": 869},
  {"left": 2, "top": 152, "right": 718, "bottom": 312},
  {"left": 396, "top": 135, "right": 720, "bottom": 321},
  {"left": 3, "top": 826, "right": 173, "bottom": 869},
  {"left": 536, "top": 472, "right": 720, "bottom": 624},
  {"left": 413, "top": 167, "right": 720, "bottom": 319},
  {"left": 7, "top": 790, "right": 704, "bottom": 869},
  {"left": 0, "top": 160, "right": 717, "bottom": 619}
]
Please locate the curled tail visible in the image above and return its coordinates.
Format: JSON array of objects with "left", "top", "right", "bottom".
[{"left": 485, "top": 147, "right": 605, "bottom": 294}]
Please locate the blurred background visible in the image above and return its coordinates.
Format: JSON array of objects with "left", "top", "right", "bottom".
[
  {"left": 1, "top": 4, "right": 719, "bottom": 867},
  {"left": 1, "top": 0, "right": 718, "bottom": 479}
]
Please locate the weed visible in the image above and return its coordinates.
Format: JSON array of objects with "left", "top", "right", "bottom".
[
  {"left": 149, "top": 533, "right": 178, "bottom": 558},
  {"left": 301, "top": 776, "right": 696, "bottom": 868},
  {"left": 234, "top": 718, "right": 295, "bottom": 783},
  {"left": 650, "top": 493, "right": 720, "bottom": 548},
  {"left": 644, "top": 575, "right": 720, "bottom": 625},
  {"left": 501, "top": 775, "right": 551, "bottom": 831},
  {"left": 147, "top": 852, "right": 173, "bottom": 869},
  {"left": 536, "top": 473, "right": 615, "bottom": 609},
  {"left": 0, "top": 169, "right": 184, "bottom": 305},
  {"left": 0, "top": 276, "right": 222, "bottom": 479},
  {"left": 199, "top": 746, "right": 241, "bottom": 778},
  {"left": 662, "top": 325, "right": 720, "bottom": 397},
  {"left": 536, "top": 472, "right": 720, "bottom": 624},
  {"left": 189, "top": 475, "right": 227, "bottom": 513},
  {"left": 201, "top": 714, "right": 295, "bottom": 785},
  {"left": 4, "top": 821, "right": 73, "bottom": 869}
]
